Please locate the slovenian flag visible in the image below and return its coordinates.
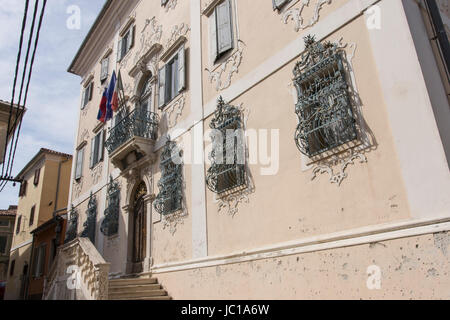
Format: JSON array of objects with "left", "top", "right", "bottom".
[{"left": 97, "top": 87, "right": 108, "bottom": 123}]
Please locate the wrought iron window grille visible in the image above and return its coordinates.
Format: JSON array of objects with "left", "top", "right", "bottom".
[
  {"left": 154, "top": 139, "right": 184, "bottom": 216},
  {"left": 81, "top": 192, "right": 97, "bottom": 244},
  {"left": 293, "top": 35, "right": 358, "bottom": 159},
  {"left": 105, "top": 107, "right": 159, "bottom": 155},
  {"left": 206, "top": 97, "right": 247, "bottom": 196},
  {"left": 100, "top": 176, "right": 120, "bottom": 237},
  {"left": 64, "top": 206, "right": 78, "bottom": 244}
]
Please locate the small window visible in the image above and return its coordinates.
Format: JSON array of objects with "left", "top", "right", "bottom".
[
  {"left": 209, "top": 0, "right": 234, "bottom": 63},
  {"left": 117, "top": 25, "right": 135, "bottom": 62},
  {"left": 0, "top": 236, "right": 7, "bottom": 254},
  {"left": 90, "top": 130, "right": 105, "bottom": 168},
  {"left": 33, "top": 168, "right": 40, "bottom": 186},
  {"left": 19, "top": 180, "right": 27, "bottom": 197},
  {"left": 0, "top": 220, "right": 9, "bottom": 227},
  {"left": 158, "top": 46, "right": 186, "bottom": 108},
  {"left": 9, "top": 259, "right": 15, "bottom": 276},
  {"left": 29, "top": 206, "right": 35, "bottom": 226},
  {"left": 81, "top": 82, "right": 93, "bottom": 109},
  {"left": 16, "top": 215, "right": 21, "bottom": 234},
  {"left": 100, "top": 57, "right": 109, "bottom": 82},
  {"left": 272, "top": 0, "right": 291, "bottom": 11},
  {"left": 75, "top": 147, "right": 85, "bottom": 180}
]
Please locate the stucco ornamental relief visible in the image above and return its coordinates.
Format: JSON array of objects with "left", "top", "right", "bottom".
[
  {"left": 90, "top": 163, "right": 103, "bottom": 185},
  {"left": 282, "top": 0, "right": 332, "bottom": 32},
  {"left": 164, "top": 0, "right": 178, "bottom": 12},
  {"left": 73, "top": 180, "right": 83, "bottom": 199},
  {"left": 166, "top": 23, "right": 190, "bottom": 50},
  {"left": 163, "top": 94, "right": 185, "bottom": 129},
  {"left": 161, "top": 209, "right": 188, "bottom": 236},
  {"left": 206, "top": 40, "right": 245, "bottom": 92},
  {"left": 79, "top": 129, "right": 89, "bottom": 144},
  {"left": 133, "top": 17, "right": 163, "bottom": 66}
]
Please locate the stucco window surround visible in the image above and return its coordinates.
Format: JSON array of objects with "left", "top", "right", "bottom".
[
  {"left": 100, "top": 48, "right": 112, "bottom": 83},
  {"left": 117, "top": 17, "right": 136, "bottom": 64},
  {"left": 204, "top": 0, "right": 241, "bottom": 67},
  {"left": 81, "top": 75, "right": 94, "bottom": 110},
  {"left": 158, "top": 39, "right": 187, "bottom": 110},
  {"left": 74, "top": 141, "right": 87, "bottom": 181}
]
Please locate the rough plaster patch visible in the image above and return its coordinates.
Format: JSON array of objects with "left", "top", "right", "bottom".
[{"left": 433, "top": 232, "right": 449, "bottom": 256}]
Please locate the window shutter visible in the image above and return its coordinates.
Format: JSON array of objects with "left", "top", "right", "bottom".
[
  {"left": 129, "top": 25, "right": 135, "bottom": 50},
  {"left": 210, "top": 10, "right": 218, "bottom": 63},
  {"left": 88, "top": 82, "right": 93, "bottom": 101},
  {"left": 216, "top": 0, "right": 233, "bottom": 55},
  {"left": 273, "top": 0, "right": 289, "bottom": 10},
  {"left": 177, "top": 46, "right": 186, "bottom": 93},
  {"left": 158, "top": 66, "right": 166, "bottom": 108},
  {"left": 90, "top": 137, "right": 95, "bottom": 169},
  {"left": 34, "top": 168, "right": 40, "bottom": 186},
  {"left": 117, "top": 38, "right": 123, "bottom": 62},
  {"left": 76, "top": 148, "right": 83, "bottom": 179},
  {"left": 99, "top": 130, "right": 105, "bottom": 161}
]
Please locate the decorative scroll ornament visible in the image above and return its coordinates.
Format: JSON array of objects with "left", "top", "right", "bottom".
[
  {"left": 100, "top": 176, "right": 120, "bottom": 237},
  {"left": 91, "top": 163, "right": 103, "bottom": 185},
  {"left": 311, "top": 153, "right": 367, "bottom": 186},
  {"left": 216, "top": 187, "right": 252, "bottom": 217},
  {"left": 133, "top": 17, "right": 163, "bottom": 65},
  {"left": 293, "top": 35, "right": 358, "bottom": 158},
  {"left": 282, "top": 0, "right": 331, "bottom": 32},
  {"left": 163, "top": 94, "right": 185, "bottom": 129},
  {"left": 64, "top": 206, "right": 79, "bottom": 243},
  {"left": 206, "top": 40, "right": 245, "bottom": 91},
  {"left": 73, "top": 180, "right": 83, "bottom": 199},
  {"left": 164, "top": 0, "right": 178, "bottom": 12},
  {"left": 166, "top": 23, "right": 190, "bottom": 50},
  {"left": 81, "top": 192, "right": 97, "bottom": 244}
]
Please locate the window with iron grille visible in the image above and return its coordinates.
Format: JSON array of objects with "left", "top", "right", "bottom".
[
  {"left": 293, "top": 35, "right": 357, "bottom": 158},
  {"left": 81, "top": 193, "right": 97, "bottom": 244},
  {"left": 206, "top": 97, "right": 246, "bottom": 195},
  {"left": 100, "top": 176, "right": 120, "bottom": 236},
  {"left": 154, "top": 140, "right": 183, "bottom": 215}
]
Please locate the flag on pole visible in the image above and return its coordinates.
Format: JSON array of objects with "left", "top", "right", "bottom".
[
  {"left": 112, "top": 70, "right": 123, "bottom": 112},
  {"left": 97, "top": 87, "right": 108, "bottom": 122},
  {"left": 105, "top": 70, "right": 117, "bottom": 121}
]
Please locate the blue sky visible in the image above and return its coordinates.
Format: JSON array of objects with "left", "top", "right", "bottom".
[{"left": 0, "top": 0, "right": 105, "bottom": 209}]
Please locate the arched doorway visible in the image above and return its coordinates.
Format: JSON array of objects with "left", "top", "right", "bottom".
[{"left": 130, "top": 182, "right": 147, "bottom": 274}]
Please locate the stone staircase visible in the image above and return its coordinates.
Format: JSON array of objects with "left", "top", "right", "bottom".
[{"left": 108, "top": 277, "right": 171, "bottom": 300}]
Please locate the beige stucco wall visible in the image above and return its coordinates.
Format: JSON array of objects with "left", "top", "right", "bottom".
[
  {"left": 65, "top": 0, "right": 449, "bottom": 299},
  {"left": 155, "top": 231, "right": 450, "bottom": 299}
]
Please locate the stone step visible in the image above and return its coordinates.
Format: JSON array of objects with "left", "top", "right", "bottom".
[
  {"left": 109, "top": 289, "right": 167, "bottom": 299},
  {"left": 109, "top": 278, "right": 157, "bottom": 287},
  {"left": 110, "top": 296, "right": 172, "bottom": 301},
  {"left": 109, "top": 284, "right": 161, "bottom": 293}
]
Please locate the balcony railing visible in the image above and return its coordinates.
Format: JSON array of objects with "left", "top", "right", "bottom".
[{"left": 105, "top": 108, "right": 159, "bottom": 155}]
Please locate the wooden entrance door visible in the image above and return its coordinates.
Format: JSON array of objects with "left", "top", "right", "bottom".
[{"left": 132, "top": 195, "right": 146, "bottom": 271}]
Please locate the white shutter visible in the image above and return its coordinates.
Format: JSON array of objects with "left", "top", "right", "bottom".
[
  {"left": 216, "top": 0, "right": 233, "bottom": 55},
  {"left": 130, "top": 25, "right": 135, "bottom": 50},
  {"left": 177, "top": 46, "right": 185, "bottom": 93},
  {"left": 75, "top": 148, "right": 83, "bottom": 179},
  {"left": 209, "top": 10, "right": 218, "bottom": 64},
  {"left": 117, "top": 38, "right": 123, "bottom": 62},
  {"left": 90, "top": 137, "right": 95, "bottom": 168},
  {"left": 158, "top": 66, "right": 166, "bottom": 108}
]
